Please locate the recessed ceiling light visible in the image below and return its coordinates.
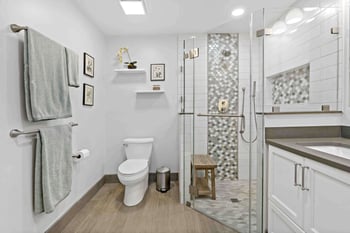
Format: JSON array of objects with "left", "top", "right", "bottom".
[
  {"left": 285, "top": 8, "right": 303, "bottom": 24},
  {"left": 272, "top": 21, "right": 287, "bottom": 35},
  {"left": 120, "top": 0, "right": 146, "bottom": 15},
  {"left": 232, "top": 8, "right": 245, "bottom": 17},
  {"left": 303, "top": 7, "right": 320, "bottom": 12}
]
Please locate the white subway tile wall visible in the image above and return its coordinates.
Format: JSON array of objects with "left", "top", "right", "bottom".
[{"left": 265, "top": 1, "right": 342, "bottom": 111}]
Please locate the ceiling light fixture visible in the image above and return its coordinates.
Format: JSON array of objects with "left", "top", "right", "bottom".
[
  {"left": 272, "top": 21, "right": 287, "bottom": 35},
  {"left": 232, "top": 8, "right": 245, "bottom": 17},
  {"left": 285, "top": 8, "right": 303, "bottom": 24},
  {"left": 120, "top": 0, "right": 146, "bottom": 15}
]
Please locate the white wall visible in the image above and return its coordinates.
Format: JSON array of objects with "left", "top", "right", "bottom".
[
  {"left": 0, "top": 0, "right": 107, "bottom": 232},
  {"left": 104, "top": 35, "right": 179, "bottom": 174}
]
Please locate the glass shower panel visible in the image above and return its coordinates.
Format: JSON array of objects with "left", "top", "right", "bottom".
[
  {"left": 186, "top": 31, "right": 264, "bottom": 233},
  {"left": 251, "top": 9, "right": 265, "bottom": 233},
  {"left": 178, "top": 11, "right": 266, "bottom": 233},
  {"left": 179, "top": 36, "right": 196, "bottom": 206}
]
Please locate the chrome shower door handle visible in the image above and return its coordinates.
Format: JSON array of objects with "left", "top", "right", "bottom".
[
  {"left": 294, "top": 163, "right": 302, "bottom": 187},
  {"left": 301, "top": 166, "right": 310, "bottom": 191}
]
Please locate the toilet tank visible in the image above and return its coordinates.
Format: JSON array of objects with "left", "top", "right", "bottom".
[{"left": 123, "top": 138, "right": 154, "bottom": 160}]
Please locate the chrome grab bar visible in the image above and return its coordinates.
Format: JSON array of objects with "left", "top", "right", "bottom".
[
  {"left": 197, "top": 113, "right": 244, "bottom": 118},
  {"left": 301, "top": 166, "right": 310, "bottom": 191},
  {"left": 294, "top": 163, "right": 302, "bottom": 187}
]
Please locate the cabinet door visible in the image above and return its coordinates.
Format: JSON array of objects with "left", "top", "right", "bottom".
[
  {"left": 269, "top": 201, "right": 305, "bottom": 233},
  {"left": 304, "top": 159, "right": 350, "bottom": 233},
  {"left": 269, "top": 146, "right": 304, "bottom": 227}
]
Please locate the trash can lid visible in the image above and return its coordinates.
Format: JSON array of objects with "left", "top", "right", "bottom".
[{"left": 157, "top": 166, "right": 170, "bottom": 173}]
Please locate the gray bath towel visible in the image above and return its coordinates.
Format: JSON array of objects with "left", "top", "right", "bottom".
[
  {"left": 34, "top": 125, "right": 72, "bottom": 214},
  {"left": 24, "top": 28, "right": 72, "bottom": 121},
  {"left": 65, "top": 48, "right": 80, "bottom": 88}
]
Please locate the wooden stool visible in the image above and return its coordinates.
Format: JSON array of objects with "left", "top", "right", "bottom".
[{"left": 192, "top": 154, "right": 217, "bottom": 200}]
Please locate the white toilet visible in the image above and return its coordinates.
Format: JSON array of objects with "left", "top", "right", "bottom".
[{"left": 117, "top": 138, "right": 154, "bottom": 206}]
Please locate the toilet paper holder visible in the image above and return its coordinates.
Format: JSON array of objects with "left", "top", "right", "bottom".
[{"left": 72, "top": 149, "right": 90, "bottom": 160}]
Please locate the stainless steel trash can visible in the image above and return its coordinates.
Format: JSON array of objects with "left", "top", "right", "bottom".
[{"left": 156, "top": 166, "right": 170, "bottom": 192}]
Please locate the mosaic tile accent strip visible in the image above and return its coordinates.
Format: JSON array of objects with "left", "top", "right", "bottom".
[
  {"left": 269, "top": 64, "right": 310, "bottom": 105},
  {"left": 208, "top": 33, "right": 239, "bottom": 180}
]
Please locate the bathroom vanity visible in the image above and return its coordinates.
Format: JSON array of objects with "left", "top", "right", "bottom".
[{"left": 267, "top": 137, "right": 350, "bottom": 233}]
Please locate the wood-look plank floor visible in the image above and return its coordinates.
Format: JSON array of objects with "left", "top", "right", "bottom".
[{"left": 61, "top": 182, "right": 237, "bottom": 233}]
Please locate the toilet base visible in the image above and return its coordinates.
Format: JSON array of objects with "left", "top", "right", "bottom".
[{"left": 123, "top": 173, "right": 149, "bottom": 206}]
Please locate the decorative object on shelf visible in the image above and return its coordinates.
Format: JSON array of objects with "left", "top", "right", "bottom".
[
  {"left": 116, "top": 47, "right": 137, "bottom": 69},
  {"left": 150, "top": 64, "right": 165, "bottom": 81},
  {"left": 83, "top": 53, "right": 94, "bottom": 77},
  {"left": 83, "top": 83, "right": 94, "bottom": 106},
  {"left": 152, "top": 85, "right": 160, "bottom": 90}
]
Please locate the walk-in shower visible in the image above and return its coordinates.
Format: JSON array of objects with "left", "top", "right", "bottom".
[
  {"left": 178, "top": 1, "right": 341, "bottom": 232},
  {"left": 177, "top": 28, "right": 264, "bottom": 233}
]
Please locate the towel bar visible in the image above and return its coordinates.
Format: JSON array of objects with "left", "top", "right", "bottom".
[
  {"left": 10, "top": 24, "right": 28, "bottom": 33},
  {"left": 9, "top": 122, "right": 78, "bottom": 138}
]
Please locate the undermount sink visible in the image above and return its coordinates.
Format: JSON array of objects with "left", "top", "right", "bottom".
[{"left": 304, "top": 144, "right": 350, "bottom": 160}]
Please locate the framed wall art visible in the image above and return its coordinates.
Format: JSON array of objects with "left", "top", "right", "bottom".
[
  {"left": 150, "top": 64, "right": 165, "bottom": 81},
  {"left": 83, "top": 83, "right": 94, "bottom": 106},
  {"left": 83, "top": 52, "right": 94, "bottom": 77}
]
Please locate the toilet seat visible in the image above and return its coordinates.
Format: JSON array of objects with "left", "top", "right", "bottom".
[{"left": 118, "top": 159, "right": 148, "bottom": 175}]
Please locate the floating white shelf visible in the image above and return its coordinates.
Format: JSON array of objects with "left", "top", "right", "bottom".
[
  {"left": 114, "top": 69, "right": 146, "bottom": 74},
  {"left": 135, "top": 90, "right": 165, "bottom": 94}
]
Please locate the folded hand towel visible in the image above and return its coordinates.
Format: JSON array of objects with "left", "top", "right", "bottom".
[
  {"left": 34, "top": 125, "right": 72, "bottom": 214},
  {"left": 65, "top": 48, "right": 80, "bottom": 88},
  {"left": 24, "top": 28, "right": 72, "bottom": 121}
]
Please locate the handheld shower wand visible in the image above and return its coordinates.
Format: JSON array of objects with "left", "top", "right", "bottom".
[
  {"left": 240, "top": 88, "right": 246, "bottom": 134},
  {"left": 240, "top": 81, "right": 258, "bottom": 143}
]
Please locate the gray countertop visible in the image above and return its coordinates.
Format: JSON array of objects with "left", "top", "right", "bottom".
[{"left": 266, "top": 137, "right": 350, "bottom": 173}]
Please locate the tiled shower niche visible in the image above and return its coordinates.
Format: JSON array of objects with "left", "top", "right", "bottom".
[
  {"left": 268, "top": 63, "right": 310, "bottom": 105},
  {"left": 207, "top": 33, "right": 239, "bottom": 180}
]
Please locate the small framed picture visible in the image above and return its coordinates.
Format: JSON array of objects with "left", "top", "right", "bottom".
[
  {"left": 83, "top": 83, "right": 94, "bottom": 106},
  {"left": 150, "top": 64, "right": 165, "bottom": 81},
  {"left": 83, "top": 53, "right": 94, "bottom": 77}
]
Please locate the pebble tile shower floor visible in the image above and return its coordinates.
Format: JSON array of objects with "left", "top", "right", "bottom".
[{"left": 194, "top": 179, "right": 257, "bottom": 233}]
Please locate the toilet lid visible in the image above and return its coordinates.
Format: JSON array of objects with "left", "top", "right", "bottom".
[{"left": 118, "top": 159, "right": 148, "bottom": 175}]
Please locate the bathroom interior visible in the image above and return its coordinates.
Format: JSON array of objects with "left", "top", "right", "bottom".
[{"left": 1, "top": 0, "right": 350, "bottom": 232}]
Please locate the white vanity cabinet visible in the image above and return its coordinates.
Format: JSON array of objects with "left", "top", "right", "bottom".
[{"left": 268, "top": 145, "right": 350, "bottom": 233}]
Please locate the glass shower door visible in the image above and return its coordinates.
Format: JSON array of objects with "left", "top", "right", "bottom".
[
  {"left": 179, "top": 9, "right": 266, "bottom": 232},
  {"left": 179, "top": 36, "right": 196, "bottom": 207}
]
